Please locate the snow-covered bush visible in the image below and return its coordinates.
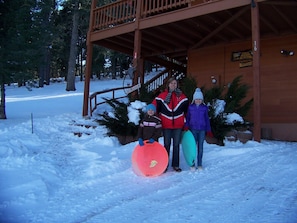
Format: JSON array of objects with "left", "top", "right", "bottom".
[
  {"left": 96, "top": 75, "right": 252, "bottom": 146},
  {"left": 204, "top": 75, "right": 253, "bottom": 145},
  {"left": 96, "top": 98, "right": 146, "bottom": 144}
]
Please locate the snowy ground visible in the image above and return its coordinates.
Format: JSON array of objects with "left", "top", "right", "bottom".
[{"left": 1, "top": 75, "right": 297, "bottom": 223}]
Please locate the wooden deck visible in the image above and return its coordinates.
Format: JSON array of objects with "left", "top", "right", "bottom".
[
  {"left": 87, "top": 0, "right": 297, "bottom": 69},
  {"left": 83, "top": 0, "right": 297, "bottom": 141}
]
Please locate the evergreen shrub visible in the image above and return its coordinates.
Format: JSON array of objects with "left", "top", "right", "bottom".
[
  {"left": 95, "top": 98, "right": 141, "bottom": 144},
  {"left": 203, "top": 75, "right": 253, "bottom": 145},
  {"left": 96, "top": 75, "right": 253, "bottom": 146}
]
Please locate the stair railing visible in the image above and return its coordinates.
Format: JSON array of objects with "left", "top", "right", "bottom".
[{"left": 89, "top": 68, "right": 185, "bottom": 116}]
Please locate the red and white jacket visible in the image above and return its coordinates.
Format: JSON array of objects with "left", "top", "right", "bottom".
[{"left": 152, "top": 90, "right": 189, "bottom": 129}]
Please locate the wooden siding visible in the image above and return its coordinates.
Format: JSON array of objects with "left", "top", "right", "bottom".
[
  {"left": 84, "top": 0, "right": 297, "bottom": 141},
  {"left": 188, "top": 34, "right": 297, "bottom": 141}
]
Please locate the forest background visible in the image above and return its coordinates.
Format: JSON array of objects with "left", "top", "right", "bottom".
[{"left": 0, "top": 0, "right": 146, "bottom": 119}]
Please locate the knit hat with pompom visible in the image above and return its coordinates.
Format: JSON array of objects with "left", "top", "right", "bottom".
[{"left": 192, "top": 88, "right": 204, "bottom": 102}]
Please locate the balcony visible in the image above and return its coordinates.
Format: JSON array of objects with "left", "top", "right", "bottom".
[
  {"left": 83, "top": 0, "right": 297, "bottom": 135},
  {"left": 87, "top": 0, "right": 297, "bottom": 68}
]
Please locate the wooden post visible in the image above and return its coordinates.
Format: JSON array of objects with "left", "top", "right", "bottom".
[
  {"left": 251, "top": 0, "right": 261, "bottom": 142},
  {"left": 132, "top": 29, "right": 142, "bottom": 87},
  {"left": 131, "top": 0, "right": 144, "bottom": 97},
  {"left": 139, "top": 58, "right": 144, "bottom": 85},
  {"left": 83, "top": 42, "right": 93, "bottom": 117},
  {"left": 82, "top": 0, "right": 97, "bottom": 117}
]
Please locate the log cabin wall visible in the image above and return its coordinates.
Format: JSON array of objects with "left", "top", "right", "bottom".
[
  {"left": 84, "top": 0, "right": 297, "bottom": 142},
  {"left": 187, "top": 34, "right": 297, "bottom": 141}
]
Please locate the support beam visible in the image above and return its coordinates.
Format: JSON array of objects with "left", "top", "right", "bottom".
[
  {"left": 82, "top": 0, "right": 97, "bottom": 117},
  {"left": 191, "top": 6, "right": 249, "bottom": 49},
  {"left": 251, "top": 0, "right": 261, "bottom": 142},
  {"left": 132, "top": 29, "right": 142, "bottom": 87},
  {"left": 82, "top": 42, "right": 93, "bottom": 117},
  {"left": 132, "top": 0, "right": 144, "bottom": 89}
]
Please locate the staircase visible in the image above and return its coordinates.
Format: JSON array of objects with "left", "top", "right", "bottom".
[
  {"left": 89, "top": 68, "right": 185, "bottom": 116},
  {"left": 145, "top": 68, "right": 185, "bottom": 93}
]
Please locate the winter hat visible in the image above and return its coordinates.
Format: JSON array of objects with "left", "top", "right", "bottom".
[
  {"left": 146, "top": 104, "right": 156, "bottom": 112},
  {"left": 192, "top": 88, "right": 204, "bottom": 101}
]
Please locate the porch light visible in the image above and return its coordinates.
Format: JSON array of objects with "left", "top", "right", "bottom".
[
  {"left": 280, "top": 50, "right": 294, "bottom": 56},
  {"left": 211, "top": 76, "right": 217, "bottom": 84}
]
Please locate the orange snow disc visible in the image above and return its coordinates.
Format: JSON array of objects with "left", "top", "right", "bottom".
[{"left": 131, "top": 141, "right": 168, "bottom": 177}]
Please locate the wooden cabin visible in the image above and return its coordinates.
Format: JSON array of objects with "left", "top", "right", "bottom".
[{"left": 83, "top": 0, "right": 297, "bottom": 142}]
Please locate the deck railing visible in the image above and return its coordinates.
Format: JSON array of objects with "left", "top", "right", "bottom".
[
  {"left": 93, "top": 0, "right": 137, "bottom": 30},
  {"left": 89, "top": 86, "right": 131, "bottom": 115},
  {"left": 92, "top": 0, "right": 197, "bottom": 31},
  {"left": 142, "top": 0, "right": 190, "bottom": 17}
]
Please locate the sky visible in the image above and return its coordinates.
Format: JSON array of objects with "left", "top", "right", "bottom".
[{"left": 1, "top": 73, "right": 297, "bottom": 223}]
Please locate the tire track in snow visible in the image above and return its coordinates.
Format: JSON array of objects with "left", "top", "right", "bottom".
[
  {"left": 75, "top": 141, "right": 297, "bottom": 223},
  {"left": 189, "top": 142, "right": 297, "bottom": 223}
]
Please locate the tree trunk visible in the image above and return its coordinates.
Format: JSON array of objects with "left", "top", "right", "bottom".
[
  {"left": 0, "top": 81, "right": 7, "bottom": 119},
  {"left": 39, "top": 65, "right": 45, "bottom": 88},
  {"left": 112, "top": 56, "right": 116, "bottom": 79},
  {"left": 40, "top": 47, "right": 51, "bottom": 86},
  {"left": 66, "top": 1, "right": 79, "bottom": 91}
]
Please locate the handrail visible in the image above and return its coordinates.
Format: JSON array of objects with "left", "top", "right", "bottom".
[
  {"left": 144, "top": 68, "right": 186, "bottom": 93},
  {"left": 89, "top": 71, "right": 169, "bottom": 116},
  {"left": 89, "top": 86, "right": 131, "bottom": 116},
  {"left": 142, "top": 0, "right": 190, "bottom": 17},
  {"left": 145, "top": 68, "right": 170, "bottom": 92},
  {"left": 89, "top": 69, "right": 185, "bottom": 116}
]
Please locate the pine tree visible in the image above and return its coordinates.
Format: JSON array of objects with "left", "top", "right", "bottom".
[
  {"left": 204, "top": 75, "right": 253, "bottom": 145},
  {"left": 0, "top": 0, "right": 44, "bottom": 118},
  {"left": 224, "top": 75, "right": 253, "bottom": 117},
  {"left": 34, "top": 0, "right": 57, "bottom": 87}
]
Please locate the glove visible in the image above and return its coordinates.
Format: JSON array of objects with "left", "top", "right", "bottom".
[
  {"left": 148, "top": 138, "right": 154, "bottom": 143},
  {"left": 138, "top": 138, "right": 144, "bottom": 146},
  {"left": 183, "top": 126, "right": 189, "bottom": 131},
  {"left": 206, "top": 131, "right": 214, "bottom": 138}
]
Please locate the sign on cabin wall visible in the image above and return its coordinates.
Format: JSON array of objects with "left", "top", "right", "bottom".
[{"left": 231, "top": 49, "right": 253, "bottom": 68}]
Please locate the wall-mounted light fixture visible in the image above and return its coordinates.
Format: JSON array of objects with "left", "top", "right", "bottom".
[
  {"left": 211, "top": 76, "right": 217, "bottom": 84},
  {"left": 280, "top": 50, "right": 294, "bottom": 56}
]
